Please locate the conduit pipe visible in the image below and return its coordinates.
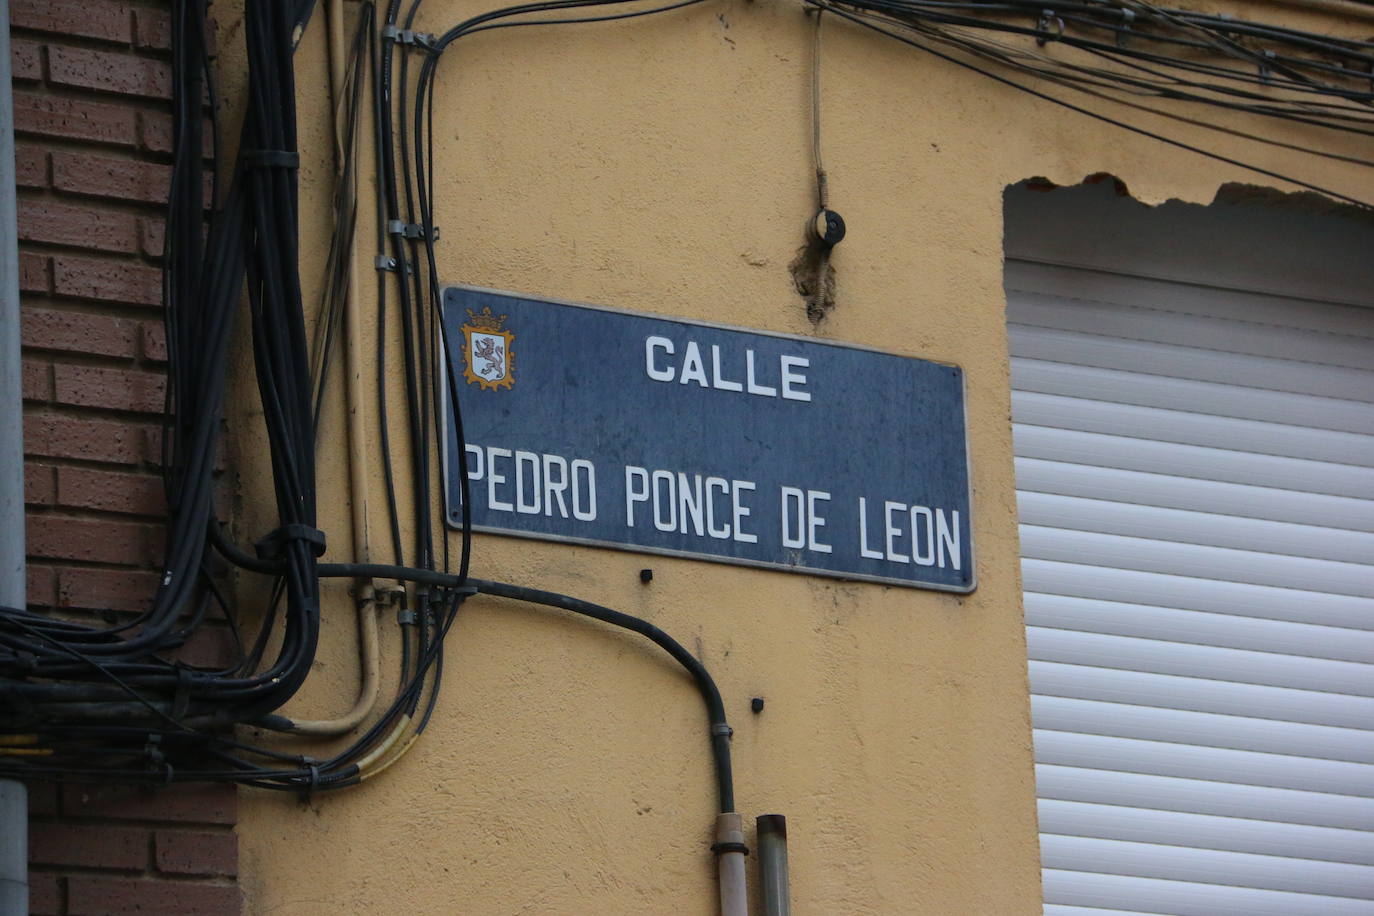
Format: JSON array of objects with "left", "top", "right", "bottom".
[
  {"left": 281, "top": 0, "right": 381, "bottom": 737},
  {"left": 716, "top": 813, "right": 750, "bottom": 916},
  {"left": 756, "top": 815, "right": 791, "bottom": 916},
  {"left": 0, "top": 0, "right": 31, "bottom": 909}
]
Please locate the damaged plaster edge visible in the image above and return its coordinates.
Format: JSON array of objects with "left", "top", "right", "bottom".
[{"left": 1003, "top": 171, "right": 1374, "bottom": 305}]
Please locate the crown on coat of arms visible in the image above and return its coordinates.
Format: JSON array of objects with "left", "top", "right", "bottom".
[{"left": 465, "top": 307, "right": 508, "bottom": 332}]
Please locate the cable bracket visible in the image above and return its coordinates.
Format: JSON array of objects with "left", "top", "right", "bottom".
[
  {"left": 381, "top": 25, "right": 437, "bottom": 50},
  {"left": 375, "top": 254, "right": 398, "bottom": 272},
  {"left": 1036, "top": 8, "right": 1063, "bottom": 46},
  {"left": 1115, "top": 8, "right": 1134, "bottom": 48},
  {"left": 386, "top": 219, "right": 439, "bottom": 242}
]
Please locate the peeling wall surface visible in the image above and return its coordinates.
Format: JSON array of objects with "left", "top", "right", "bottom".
[{"left": 225, "top": 0, "right": 1370, "bottom": 912}]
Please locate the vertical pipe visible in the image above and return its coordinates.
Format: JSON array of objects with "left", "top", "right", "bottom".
[
  {"left": 0, "top": 0, "right": 30, "bottom": 909},
  {"left": 715, "top": 812, "right": 749, "bottom": 916},
  {"left": 756, "top": 815, "right": 790, "bottom": 916}
]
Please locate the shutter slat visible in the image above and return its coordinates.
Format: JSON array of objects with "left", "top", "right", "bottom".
[
  {"left": 1011, "top": 357, "right": 1374, "bottom": 434},
  {"left": 1013, "top": 458, "right": 1373, "bottom": 532},
  {"left": 1008, "top": 323, "right": 1374, "bottom": 402},
  {"left": 1013, "top": 425, "right": 1373, "bottom": 498},
  {"left": 1017, "top": 491, "right": 1374, "bottom": 563},
  {"left": 1027, "top": 628, "right": 1374, "bottom": 696},
  {"left": 1033, "top": 730, "right": 1374, "bottom": 798},
  {"left": 1038, "top": 799, "right": 1374, "bottom": 864},
  {"left": 1043, "top": 868, "right": 1374, "bottom": 915},
  {"left": 1020, "top": 526, "right": 1374, "bottom": 598},
  {"left": 1034, "top": 764, "right": 1374, "bottom": 831},
  {"left": 1006, "top": 291, "right": 1374, "bottom": 369},
  {"left": 1029, "top": 661, "right": 1374, "bottom": 730},
  {"left": 1031, "top": 695, "right": 1374, "bottom": 763},
  {"left": 1022, "top": 560, "right": 1372, "bottom": 630},
  {"left": 1013, "top": 392, "right": 1374, "bottom": 467},
  {"left": 1024, "top": 594, "right": 1374, "bottom": 664},
  {"left": 1040, "top": 835, "right": 1374, "bottom": 899}
]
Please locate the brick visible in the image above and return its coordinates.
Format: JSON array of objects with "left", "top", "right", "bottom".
[
  {"left": 26, "top": 515, "right": 150, "bottom": 565},
  {"left": 58, "top": 566, "right": 159, "bottom": 614},
  {"left": 53, "top": 150, "right": 171, "bottom": 206},
  {"left": 29, "top": 822, "right": 149, "bottom": 870},
  {"left": 62, "top": 782, "right": 236, "bottom": 825},
  {"left": 22, "top": 358, "right": 51, "bottom": 401},
  {"left": 154, "top": 830, "right": 237, "bottom": 877},
  {"left": 140, "top": 217, "right": 164, "bottom": 258},
  {"left": 23, "top": 412, "right": 148, "bottom": 464},
  {"left": 12, "top": 39, "right": 42, "bottom": 82},
  {"left": 15, "top": 145, "right": 47, "bottom": 189},
  {"left": 28, "top": 872, "right": 60, "bottom": 916},
  {"left": 18, "top": 200, "right": 139, "bottom": 254},
  {"left": 22, "top": 308, "right": 139, "bottom": 358},
  {"left": 139, "top": 111, "right": 214, "bottom": 157},
  {"left": 67, "top": 876, "right": 240, "bottom": 916},
  {"left": 48, "top": 46, "right": 171, "bottom": 100},
  {"left": 19, "top": 252, "right": 50, "bottom": 293},
  {"left": 53, "top": 254, "right": 163, "bottom": 307},
  {"left": 11, "top": 0, "right": 133, "bottom": 44},
  {"left": 14, "top": 91, "right": 138, "bottom": 147},
  {"left": 57, "top": 466, "right": 166, "bottom": 516},
  {"left": 25, "top": 462, "right": 56, "bottom": 505},
  {"left": 54, "top": 363, "right": 166, "bottom": 413},
  {"left": 140, "top": 321, "right": 167, "bottom": 361},
  {"left": 134, "top": 8, "right": 172, "bottom": 51},
  {"left": 26, "top": 563, "right": 57, "bottom": 607}
]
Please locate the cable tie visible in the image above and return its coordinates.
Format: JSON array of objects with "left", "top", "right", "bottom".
[
  {"left": 710, "top": 841, "right": 750, "bottom": 856},
  {"left": 303, "top": 763, "right": 322, "bottom": 797},
  {"left": 242, "top": 149, "right": 301, "bottom": 170},
  {"left": 171, "top": 665, "right": 193, "bottom": 721},
  {"left": 386, "top": 219, "right": 439, "bottom": 242},
  {"left": 381, "top": 25, "right": 437, "bottom": 50},
  {"left": 253, "top": 524, "right": 327, "bottom": 561}
]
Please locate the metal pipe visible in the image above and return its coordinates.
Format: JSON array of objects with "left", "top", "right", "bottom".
[
  {"left": 0, "top": 0, "right": 31, "bottom": 909},
  {"left": 715, "top": 812, "right": 749, "bottom": 916},
  {"left": 756, "top": 815, "right": 791, "bottom": 916}
]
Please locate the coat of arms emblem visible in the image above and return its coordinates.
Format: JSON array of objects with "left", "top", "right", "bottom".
[{"left": 461, "top": 306, "right": 514, "bottom": 391}]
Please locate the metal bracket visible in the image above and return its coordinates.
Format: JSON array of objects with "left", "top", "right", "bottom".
[
  {"left": 1258, "top": 49, "right": 1275, "bottom": 83},
  {"left": 1036, "top": 8, "right": 1063, "bottom": 46},
  {"left": 1115, "top": 8, "right": 1135, "bottom": 48},
  {"left": 375, "top": 254, "right": 398, "bottom": 272},
  {"left": 386, "top": 219, "right": 439, "bottom": 242},
  {"left": 381, "top": 24, "right": 437, "bottom": 49}
]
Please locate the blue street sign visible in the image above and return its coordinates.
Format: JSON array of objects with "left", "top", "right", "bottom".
[{"left": 442, "top": 286, "right": 974, "bottom": 592}]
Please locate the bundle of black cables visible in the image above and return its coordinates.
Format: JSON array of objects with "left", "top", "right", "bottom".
[{"left": 0, "top": 0, "right": 340, "bottom": 787}]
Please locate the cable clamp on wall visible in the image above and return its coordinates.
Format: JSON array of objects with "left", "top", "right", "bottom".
[
  {"left": 710, "top": 841, "right": 750, "bottom": 856},
  {"left": 1115, "top": 8, "right": 1134, "bottom": 47},
  {"left": 242, "top": 149, "right": 301, "bottom": 170},
  {"left": 1036, "top": 8, "right": 1063, "bottom": 45},
  {"left": 380, "top": 25, "right": 437, "bottom": 50},
  {"left": 711, "top": 723, "right": 734, "bottom": 739},
  {"left": 386, "top": 219, "right": 439, "bottom": 242},
  {"left": 253, "top": 524, "right": 327, "bottom": 561},
  {"left": 375, "top": 254, "right": 398, "bottom": 272}
]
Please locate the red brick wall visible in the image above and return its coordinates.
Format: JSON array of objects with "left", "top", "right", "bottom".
[{"left": 12, "top": 1, "right": 241, "bottom": 912}]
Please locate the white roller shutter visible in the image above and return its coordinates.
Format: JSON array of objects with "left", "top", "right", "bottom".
[{"left": 1004, "top": 186, "right": 1374, "bottom": 915}]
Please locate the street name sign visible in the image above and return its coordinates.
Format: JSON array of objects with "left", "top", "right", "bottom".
[{"left": 442, "top": 286, "right": 974, "bottom": 592}]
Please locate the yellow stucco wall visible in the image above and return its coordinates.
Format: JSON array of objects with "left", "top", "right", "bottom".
[{"left": 225, "top": 0, "right": 1371, "bottom": 912}]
